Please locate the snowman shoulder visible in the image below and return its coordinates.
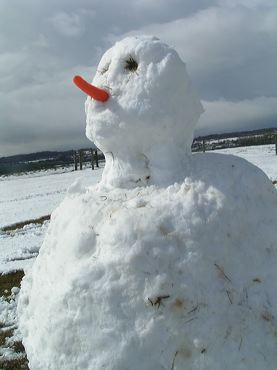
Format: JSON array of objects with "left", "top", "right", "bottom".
[{"left": 190, "top": 152, "right": 276, "bottom": 200}]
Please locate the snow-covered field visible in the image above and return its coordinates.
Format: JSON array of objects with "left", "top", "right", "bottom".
[
  {"left": 0, "top": 164, "right": 104, "bottom": 228},
  {"left": 0, "top": 164, "right": 103, "bottom": 273}
]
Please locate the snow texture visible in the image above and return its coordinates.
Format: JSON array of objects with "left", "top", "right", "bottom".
[{"left": 18, "top": 36, "right": 277, "bottom": 370}]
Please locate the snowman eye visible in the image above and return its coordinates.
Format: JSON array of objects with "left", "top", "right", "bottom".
[{"left": 124, "top": 56, "right": 138, "bottom": 72}]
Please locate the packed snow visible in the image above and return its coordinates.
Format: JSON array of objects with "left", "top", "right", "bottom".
[{"left": 16, "top": 36, "right": 277, "bottom": 369}]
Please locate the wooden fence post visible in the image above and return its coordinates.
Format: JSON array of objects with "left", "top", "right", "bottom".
[
  {"left": 202, "top": 139, "right": 206, "bottom": 153},
  {"left": 74, "top": 151, "right": 78, "bottom": 171},
  {"left": 94, "top": 149, "right": 99, "bottom": 167},
  {"left": 90, "top": 149, "right": 94, "bottom": 170},
  {"left": 79, "top": 150, "right": 83, "bottom": 170}
]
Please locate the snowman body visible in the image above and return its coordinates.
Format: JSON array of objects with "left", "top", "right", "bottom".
[{"left": 18, "top": 36, "right": 277, "bottom": 370}]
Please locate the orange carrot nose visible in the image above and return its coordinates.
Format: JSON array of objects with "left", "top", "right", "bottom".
[{"left": 73, "top": 75, "right": 109, "bottom": 102}]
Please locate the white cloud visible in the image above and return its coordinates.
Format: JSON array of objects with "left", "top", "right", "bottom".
[
  {"left": 120, "top": 4, "right": 277, "bottom": 79},
  {"left": 50, "top": 12, "right": 83, "bottom": 37}
]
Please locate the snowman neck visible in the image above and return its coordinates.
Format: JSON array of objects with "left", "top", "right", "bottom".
[{"left": 100, "top": 143, "right": 191, "bottom": 189}]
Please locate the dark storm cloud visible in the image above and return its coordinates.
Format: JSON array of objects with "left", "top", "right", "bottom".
[
  {"left": 0, "top": 0, "right": 276, "bottom": 156},
  {"left": 197, "top": 96, "right": 277, "bottom": 135}
]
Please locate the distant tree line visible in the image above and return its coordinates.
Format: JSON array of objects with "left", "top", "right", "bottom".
[
  {"left": 237, "top": 134, "right": 276, "bottom": 147},
  {"left": 192, "top": 129, "right": 277, "bottom": 152},
  {"left": 0, "top": 149, "right": 105, "bottom": 176}
]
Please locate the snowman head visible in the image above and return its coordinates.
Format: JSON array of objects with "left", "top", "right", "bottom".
[{"left": 74, "top": 36, "right": 203, "bottom": 188}]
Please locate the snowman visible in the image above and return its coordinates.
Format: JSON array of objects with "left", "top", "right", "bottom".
[{"left": 18, "top": 36, "right": 277, "bottom": 370}]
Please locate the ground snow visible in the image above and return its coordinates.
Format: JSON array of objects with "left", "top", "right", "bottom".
[
  {"left": 0, "top": 288, "right": 23, "bottom": 361},
  {"left": 0, "top": 166, "right": 103, "bottom": 229},
  {"left": 0, "top": 221, "right": 49, "bottom": 274}
]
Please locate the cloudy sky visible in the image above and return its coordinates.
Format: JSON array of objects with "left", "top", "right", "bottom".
[{"left": 0, "top": 0, "right": 276, "bottom": 157}]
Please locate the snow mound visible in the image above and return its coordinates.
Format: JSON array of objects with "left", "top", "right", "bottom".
[
  {"left": 18, "top": 36, "right": 277, "bottom": 369},
  {"left": 18, "top": 154, "right": 277, "bottom": 369}
]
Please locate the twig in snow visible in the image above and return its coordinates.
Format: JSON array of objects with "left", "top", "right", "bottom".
[
  {"left": 187, "top": 305, "right": 199, "bottom": 315},
  {"left": 261, "top": 310, "right": 273, "bottom": 322},
  {"left": 238, "top": 287, "right": 249, "bottom": 306},
  {"left": 171, "top": 351, "right": 178, "bottom": 370},
  {"left": 239, "top": 337, "right": 243, "bottom": 351},
  {"left": 184, "top": 317, "right": 197, "bottom": 325},
  {"left": 214, "top": 263, "right": 232, "bottom": 283},
  {"left": 226, "top": 290, "right": 233, "bottom": 304},
  {"left": 148, "top": 295, "right": 170, "bottom": 308}
]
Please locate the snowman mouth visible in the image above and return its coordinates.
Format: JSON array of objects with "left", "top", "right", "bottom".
[{"left": 73, "top": 75, "right": 109, "bottom": 102}]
